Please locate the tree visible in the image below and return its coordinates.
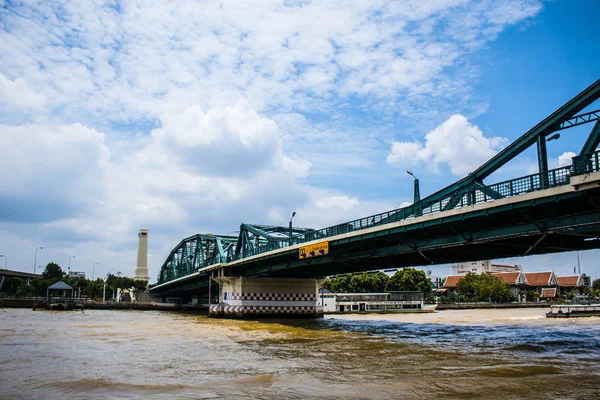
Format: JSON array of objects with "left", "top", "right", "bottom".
[
  {"left": 385, "top": 268, "right": 432, "bottom": 294},
  {"left": 83, "top": 279, "right": 104, "bottom": 300},
  {"left": 592, "top": 278, "right": 600, "bottom": 291},
  {"left": 455, "top": 272, "right": 514, "bottom": 302},
  {"left": 323, "top": 271, "right": 389, "bottom": 293},
  {"left": 42, "top": 262, "right": 65, "bottom": 280}
]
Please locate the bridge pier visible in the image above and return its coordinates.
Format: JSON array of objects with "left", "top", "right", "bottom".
[{"left": 209, "top": 275, "right": 322, "bottom": 319}]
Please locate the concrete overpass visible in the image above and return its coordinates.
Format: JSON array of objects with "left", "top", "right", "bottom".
[{"left": 0, "top": 269, "right": 43, "bottom": 292}]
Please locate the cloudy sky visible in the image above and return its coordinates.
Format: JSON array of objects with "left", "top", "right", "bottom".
[{"left": 1, "top": 0, "right": 599, "bottom": 281}]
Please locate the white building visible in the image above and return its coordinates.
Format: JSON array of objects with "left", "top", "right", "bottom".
[
  {"left": 318, "top": 290, "right": 427, "bottom": 313},
  {"left": 68, "top": 271, "right": 86, "bottom": 279},
  {"left": 453, "top": 260, "right": 522, "bottom": 275}
]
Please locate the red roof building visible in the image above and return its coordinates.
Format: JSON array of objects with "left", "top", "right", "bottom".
[
  {"left": 490, "top": 272, "right": 527, "bottom": 285},
  {"left": 541, "top": 288, "right": 557, "bottom": 298},
  {"left": 556, "top": 275, "right": 583, "bottom": 288},
  {"left": 442, "top": 275, "right": 464, "bottom": 289},
  {"left": 524, "top": 271, "right": 557, "bottom": 288}
]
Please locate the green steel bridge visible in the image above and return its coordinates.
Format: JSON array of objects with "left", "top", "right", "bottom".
[{"left": 150, "top": 79, "right": 600, "bottom": 299}]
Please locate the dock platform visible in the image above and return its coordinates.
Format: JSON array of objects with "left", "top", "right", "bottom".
[{"left": 546, "top": 304, "right": 600, "bottom": 318}]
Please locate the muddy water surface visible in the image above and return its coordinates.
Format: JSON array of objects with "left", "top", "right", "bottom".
[{"left": 0, "top": 308, "right": 598, "bottom": 399}]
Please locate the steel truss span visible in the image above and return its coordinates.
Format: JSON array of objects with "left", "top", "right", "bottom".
[{"left": 153, "top": 79, "right": 600, "bottom": 293}]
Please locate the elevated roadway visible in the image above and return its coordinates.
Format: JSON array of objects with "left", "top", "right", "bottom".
[{"left": 150, "top": 79, "right": 600, "bottom": 304}]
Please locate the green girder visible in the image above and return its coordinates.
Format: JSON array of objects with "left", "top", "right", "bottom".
[{"left": 154, "top": 79, "right": 600, "bottom": 287}]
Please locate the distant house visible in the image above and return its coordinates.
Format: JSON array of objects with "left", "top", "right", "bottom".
[
  {"left": 489, "top": 272, "right": 528, "bottom": 299},
  {"left": 524, "top": 271, "right": 558, "bottom": 293},
  {"left": 556, "top": 275, "right": 584, "bottom": 296},
  {"left": 541, "top": 287, "right": 558, "bottom": 299},
  {"left": 438, "top": 275, "right": 464, "bottom": 297}
]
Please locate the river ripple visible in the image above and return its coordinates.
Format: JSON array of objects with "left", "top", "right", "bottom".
[{"left": 0, "top": 308, "right": 598, "bottom": 399}]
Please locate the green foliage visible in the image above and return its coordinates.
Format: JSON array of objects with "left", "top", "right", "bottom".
[
  {"left": 523, "top": 290, "right": 540, "bottom": 302},
  {"left": 456, "top": 272, "right": 514, "bottom": 302},
  {"left": 385, "top": 268, "right": 432, "bottom": 294},
  {"left": 593, "top": 278, "right": 600, "bottom": 291},
  {"left": 82, "top": 279, "right": 105, "bottom": 300},
  {"left": 1, "top": 264, "right": 147, "bottom": 301},
  {"left": 323, "top": 271, "right": 389, "bottom": 293},
  {"left": 42, "top": 262, "right": 65, "bottom": 280},
  {"left": 132, "top": 280, "right": 148, "bottom": 292}
]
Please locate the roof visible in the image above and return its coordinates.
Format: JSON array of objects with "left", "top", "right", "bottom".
[
  {"left": 442, "top": 275, "right": 464, "bottom": 288},
  {"left": 556, "top": 275, "right": 582, "bottom": 287},
  {"left": 524, "top": 272, "right": 555, "bottom": 286},
  {"left": 541, "top": 288, "right": 557, "bottom": 298},
  {"left": 490, "top": 272, "right": 523, "bottom": 285},
  {"left": 47, "top": 280, "right": 73, "bottom": 290}
]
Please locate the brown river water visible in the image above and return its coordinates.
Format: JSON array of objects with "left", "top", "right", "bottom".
[{"left": 0, "top": 308, "right": 599, "bottom": 399}]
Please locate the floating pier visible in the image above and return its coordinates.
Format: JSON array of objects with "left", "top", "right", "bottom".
[{"left": 546, "top": 304, "right": 600, "bottom": 318}]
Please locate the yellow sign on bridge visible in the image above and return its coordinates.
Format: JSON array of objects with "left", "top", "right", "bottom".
[{"left": 299, "top": 241, "right": 329, "bottom": 259}]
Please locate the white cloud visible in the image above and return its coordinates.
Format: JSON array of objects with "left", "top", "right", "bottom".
[
  {"left": 0, "top": 0, "right": 548, "bottom": 280},
  {"left": 0, "top": 72, "right": 46, "bottom": 110},
  {"left": 0, "top": 123, "right": 109, "bottom": 221},
  {"left": 0, "top": 0, "right": 542, "bottom": 123},
  {"left": 0, "top": 103, "right": 393, "bottom": 279},
  {"left": 386, "top": 114, "right": 508, "bottom": 176},
  {"left": 557, "top": 151, "right": 576, "bottom": 168},
  {"left": 144, "top": 100, "right": 310, "bottom": 178}
]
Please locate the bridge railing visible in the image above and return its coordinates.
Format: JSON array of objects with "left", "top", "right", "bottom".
[{"left": 225, "top": 152, "right": 600, "bottom": 265}]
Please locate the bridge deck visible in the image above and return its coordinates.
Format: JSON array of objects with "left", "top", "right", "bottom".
[{"left": 150, "top": 169, "right": 600, "bottom": 293}]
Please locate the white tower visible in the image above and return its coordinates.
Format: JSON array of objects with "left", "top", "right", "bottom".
[{"left": 134, "top": 228, "right": 149, "bottom": 282}]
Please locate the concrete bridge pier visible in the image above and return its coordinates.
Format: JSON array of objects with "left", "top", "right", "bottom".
[{"left": 209, "top": 272, "right": 323, "bottom": 318}]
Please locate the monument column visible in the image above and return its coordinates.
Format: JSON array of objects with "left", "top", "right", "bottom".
[{"left": 133, "top": 228, "right": 149, "bottom": 282}]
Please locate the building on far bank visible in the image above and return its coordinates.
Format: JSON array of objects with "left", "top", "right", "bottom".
[
  {"left": 317, "top": 290, "right": 427, "bottom": 313},
  {"left": 523, "top": 271, "right": 557, "bottom": 293},
  {"left": 452, "top": 260, "right": 521, "bottom": 275},
  {"left": 556, "top": 275, "right": 585, "bottom": 296},
  {"left": 489, "top": 272, "right": 528, "bottom": 299},
  {"left": 68, "top": 271, "right": 86, "bottom": 279},
  {"left": 581, "top": 274, "right": 592, "bottom": 289}
]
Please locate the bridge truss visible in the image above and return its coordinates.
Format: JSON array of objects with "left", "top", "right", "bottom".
[{"left": 153, "top": 79, "right": 600, "bottom": 294}]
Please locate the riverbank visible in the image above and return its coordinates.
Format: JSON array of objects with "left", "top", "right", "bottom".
[
  {"left": 436, "top": 302, "right": 550, "bottom": 310},
  {"left": 0, "top": 298, "right": 560, "bottom": 312},
  {"left": 0, "top": 298, "right": 201, "bottom": 311}
]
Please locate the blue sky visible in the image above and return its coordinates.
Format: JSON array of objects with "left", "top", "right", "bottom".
[{"left": 0, "top": 0, "right": 599, "bottom": 282}]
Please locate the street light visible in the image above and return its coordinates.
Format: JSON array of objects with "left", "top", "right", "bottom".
[
  {"left": 33, "top": 247, "right": 43, "bottom": 274},
  {"left": 406, "top": 170, "right": 421, "bottom": 203},
  {"left": 92, "top": 262, "right": 99, "bottom": 280},
  {"left": 289, "top": 211, "right": 296, "bottom": 245},
  {"left": 0, "top": 255, "right": 6, "bottom": 269},
  {"left": 547, "top": 133, "right": 561, "bottom": 142},
  {"left": 68, "top": 255, "right": 76, "bottom": 273}
]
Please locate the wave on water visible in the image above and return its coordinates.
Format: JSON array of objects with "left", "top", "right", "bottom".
[
  {"left": 503, "top": 343, "right": 547, "bottom": 353},
  {"left": 322, "top": 317, "right": 600, "bottom": 361}
]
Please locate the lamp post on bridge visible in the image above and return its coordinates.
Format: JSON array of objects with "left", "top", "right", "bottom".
[
  {"left": 406, "top": 170, "right": 421, "bottom": 203},
  {"left": 0, "top": 255, "right": 6, "bottom": 269},
  {"left": 33, "top": 247, "right": 43, "bottom": 274},
  {"left": 289, "top": 211, "right": 296, "bottom": 246}
]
